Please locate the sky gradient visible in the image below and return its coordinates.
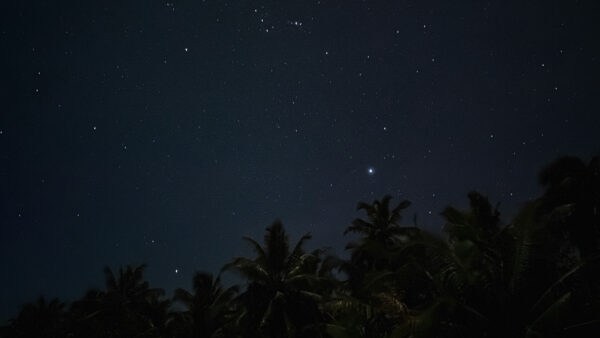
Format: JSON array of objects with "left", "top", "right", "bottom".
[{"left": 1, "top": 0, "right": 599, "bottom": 321}]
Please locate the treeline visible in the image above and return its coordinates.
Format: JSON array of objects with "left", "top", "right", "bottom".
[{"left": 2, "top": 156, "right": 599, "bottom": 337}]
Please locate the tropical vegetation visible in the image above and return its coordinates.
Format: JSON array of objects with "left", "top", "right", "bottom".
[{"left": 1, "top": 156, "right": 599, "bottom": 337}]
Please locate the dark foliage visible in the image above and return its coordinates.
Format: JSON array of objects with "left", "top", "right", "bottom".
[{"left": 2, "top": 156, "right": 599, "bottom": 337}]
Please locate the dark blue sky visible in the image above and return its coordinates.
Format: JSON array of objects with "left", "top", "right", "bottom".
[{"left": 1, "top": 0, "right": 599, "bottom": 321}]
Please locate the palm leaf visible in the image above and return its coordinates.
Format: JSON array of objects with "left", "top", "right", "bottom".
[
  {"left": 528, "top": 291, "right": 572, "bottom": 333},
  {"left": 242, "top": 236, "right": 266, "bottom": 260},
  {"left": 222, "top": 257, "right": 269, "bottom": 282}
]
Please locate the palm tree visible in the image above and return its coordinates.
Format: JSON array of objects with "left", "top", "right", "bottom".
[
  {"left": 171, "top": 272, "right": 238, "bottom": 338},
  {"left": 395, "top": 188, "right": 599, "bottom": 337},
  {"left": 344, "top": 195, "right": 412, "bottom": 246},
  {"left": 70, "top": 264, "right": 169, "bottom": 337},
  {"left": 334, "top": 195, "right": 416, "bottom": 336},
  {"left": 223, "top": 221, "right": 331, "bottom": 337},
  {"left": 2, "top": 296, "right": 67, "bottom": 338},
  {"left": 439, "top": 191, "right": 504, "bottom": 302},
  {"left": 535, "top": 155, "right": 600, "bottom": 334},
  {"left": 343, "top": 195, "right": 414, "bottom": 280},
  {"left": 538, "top": 156, "right": 600, "bottom": 259}
]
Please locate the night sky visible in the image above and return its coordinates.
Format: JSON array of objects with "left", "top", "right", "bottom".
[{"left": 1, "top": 0, "right": 599, "bottom": 320}]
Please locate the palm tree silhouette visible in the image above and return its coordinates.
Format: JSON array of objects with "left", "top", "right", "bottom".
[
  {"left": 535, "top": 156, "right": 600, "bottom": 334},
  {"left": 70, "top": 264, "right": 169, "bottom": 337},
  {"left": 171, "top": 272, "right": 238, "bottom": 338},
  {"left": 3, "top": 155, "right": 599, "bottom": 337},
  {"left": 344, "top": 195, "right": 413, "bottom": 274},
  {"left": 345, "top": 195, "right": 412, "bottom": 245},
  {"left": 395, "top": 189, "right": 600, "bottom": 337},
  {"left": 2, "top": 296, "right": 67, "bottom": 338},
  {"left": 538, "top": 156, "right": 600, "bottom": 259},
  {"left": 335, "top": 195, "right": 415, "bottom": 336},
  {"left": 223, "top": 221, "right": 330, "bottom": 337}
]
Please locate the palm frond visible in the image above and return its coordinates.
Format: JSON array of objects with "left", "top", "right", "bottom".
[
  {"left": 222, "top": 257, "right": 269, "bottom": 282},
  {"left": 529, "top": 262, "right": 582, "bottom": 315},
  {"left": 290, "top": 233, "right": 312, "bottom": 259},
  {"left": 242, "top": 236, "right": 267, "bottom": 260},
  {"left": 173, "top": 288, "right": 193, "bottom": 307},
  {"left": 528, "top": 291, "right": 572, "bottom": 334},
  {"left": 507, "top": 202, "right": 539, "bottom": 292},
  {"left": 345, "top": 219, "right": 373, "bottom": 235}
]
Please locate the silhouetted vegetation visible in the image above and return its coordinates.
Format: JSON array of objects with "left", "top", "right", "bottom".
[{"left": 2, "top": 156, "right": 599, "bottom": 337}]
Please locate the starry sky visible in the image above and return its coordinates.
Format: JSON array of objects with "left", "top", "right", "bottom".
[{"left": 1, "top": 0, "right": 599, "bottom": 320}]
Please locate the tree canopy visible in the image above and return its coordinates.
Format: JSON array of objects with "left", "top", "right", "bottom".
[{"left": 2, "top": 155, "right": 599, "bottom": 337}]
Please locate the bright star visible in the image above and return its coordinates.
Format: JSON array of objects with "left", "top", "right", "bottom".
[{"left": 367, "top": 167, "right": 375, "bottom": 175}]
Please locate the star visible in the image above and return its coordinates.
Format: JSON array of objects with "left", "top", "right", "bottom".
[{"left": 367, "top": 167, "right": 375, "bottom": 175}]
